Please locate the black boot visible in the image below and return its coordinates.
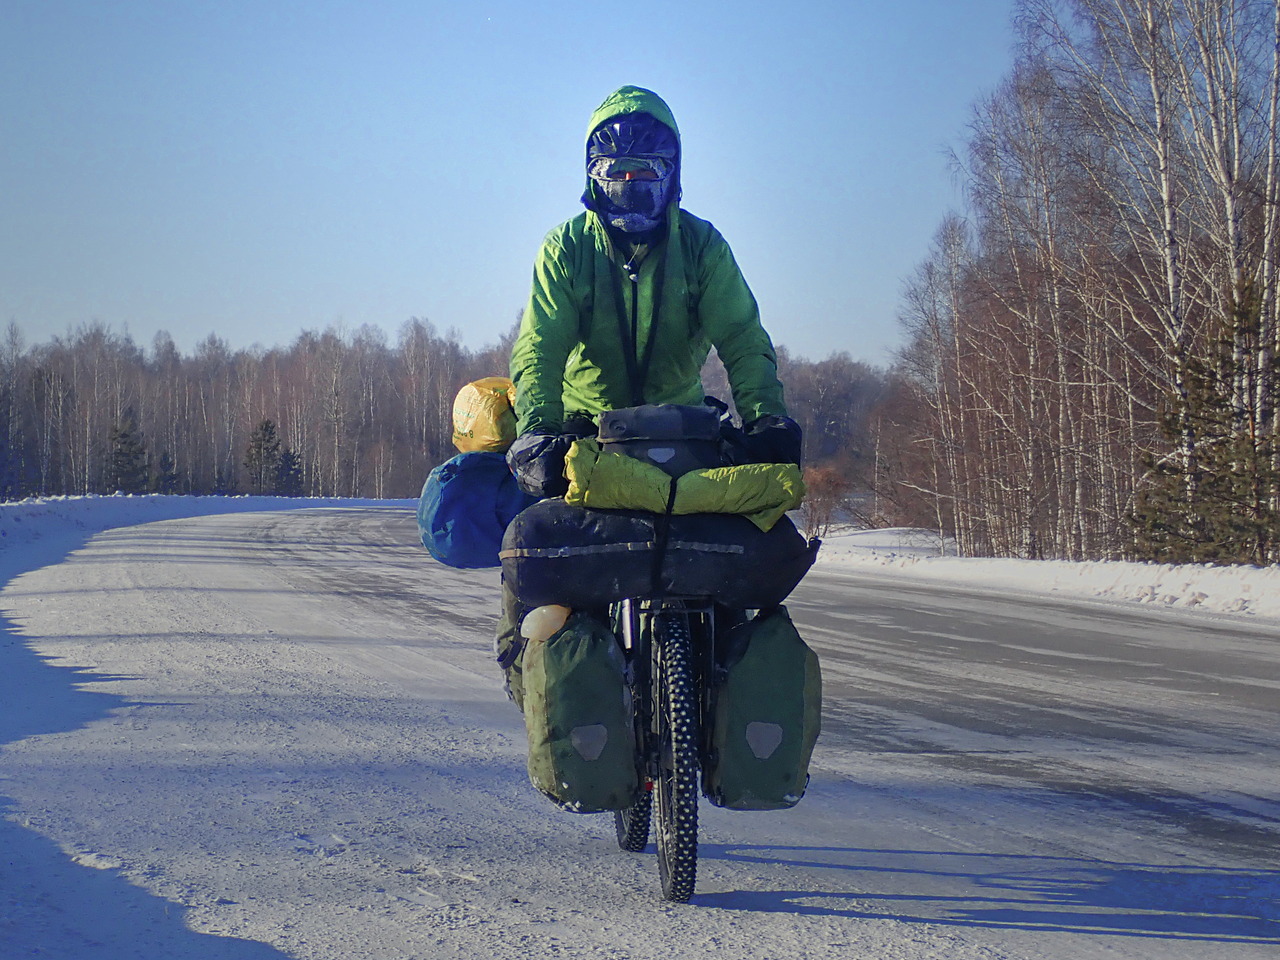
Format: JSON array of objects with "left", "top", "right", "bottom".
[{"left": 495, "top": 576, "right": 527, "bottom": 711}]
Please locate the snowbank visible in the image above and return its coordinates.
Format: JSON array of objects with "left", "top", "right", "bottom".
[
  {"left": 0, "top": 494, "right": 413, "bottom": 582},
  {"left": 816, "top": 526, "right": 1280, "bottom": 623}
]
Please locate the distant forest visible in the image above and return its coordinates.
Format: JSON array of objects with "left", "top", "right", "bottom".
[{"left": 0, "top": 317, "right": 886, "bottom": 507}]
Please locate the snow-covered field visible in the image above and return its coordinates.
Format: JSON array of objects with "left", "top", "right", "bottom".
[{"left": 0, "top": 496, "right": 1276, "bottom": 959}]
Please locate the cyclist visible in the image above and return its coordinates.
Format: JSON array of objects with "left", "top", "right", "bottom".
[{"left": 497, "top": 85, "right": 801, "bottom": 705}]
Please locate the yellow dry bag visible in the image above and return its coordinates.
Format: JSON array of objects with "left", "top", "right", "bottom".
[{"left": 452, "top": 376, "right": 517, "bottom": 453}]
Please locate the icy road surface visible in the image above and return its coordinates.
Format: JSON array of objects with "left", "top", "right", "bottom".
[{"left": 1, "top": 504, "right": 1276, "bottom": 959}]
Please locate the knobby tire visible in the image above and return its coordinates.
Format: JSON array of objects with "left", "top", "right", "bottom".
[
  {"left": 613, "top": 790, "right": 652, "bottom": 852},
  {"left": 615, "top": 603, "right": 652, "bottom": 853},
  {"left": 654, "top": 611, "right": 699, "bottom": 902}
]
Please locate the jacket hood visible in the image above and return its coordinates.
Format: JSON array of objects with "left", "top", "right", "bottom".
[
  {"left": 582, "top": 86, "right": 681, "bottom": 220},
  {"left": 585, "top": 85, "right": 681, "bottom": 147}
]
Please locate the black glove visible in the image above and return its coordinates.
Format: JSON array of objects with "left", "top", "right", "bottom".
[
  {"left": 506, "top": 431, "right": 576, "bottom": 498},
  {"left": 742, "top": 415, "right": 803, "bottom": 466}
]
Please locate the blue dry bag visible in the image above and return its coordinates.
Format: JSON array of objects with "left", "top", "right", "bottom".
[{"left": 418, "top": 451, "right": 537, "bottom": 569}]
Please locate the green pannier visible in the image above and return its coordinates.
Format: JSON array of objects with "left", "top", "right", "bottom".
[
  {"left": 522, "top": 611, "right": 639, "bottom": 812},
  {"left": 705, "top": 606, "right": 821, "bottom": 810}
]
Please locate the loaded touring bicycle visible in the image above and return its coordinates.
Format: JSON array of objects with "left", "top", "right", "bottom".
[{"left": 500, "top": 403, "right": 822, "bottom": 902}]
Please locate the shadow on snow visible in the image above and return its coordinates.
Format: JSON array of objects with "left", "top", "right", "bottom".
[
  {"left": 697, "top": 843, "right": 1279, "bottom": 944},
  {"left": 0, "top": 609, "right": 294, "bottom": 958}
]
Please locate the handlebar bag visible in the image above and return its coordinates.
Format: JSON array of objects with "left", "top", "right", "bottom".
[
  {"left": 704, "top": 606, "right": 821, "bottom": 810},
  {"left": 596, "top": 403, "right": 724, "bottom": 478}
]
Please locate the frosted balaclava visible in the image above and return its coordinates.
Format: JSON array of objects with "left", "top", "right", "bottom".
[{"left": 586, "top": 112, "right": 678, "bottom": 234}]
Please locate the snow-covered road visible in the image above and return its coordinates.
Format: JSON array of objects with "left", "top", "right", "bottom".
[{"left": 1, "top": 503, "right": 1276, "bottom": 959}]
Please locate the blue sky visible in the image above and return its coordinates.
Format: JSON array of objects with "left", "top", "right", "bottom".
[{"left": 1, "top": 1, "right": 1016, "bottom": 366}]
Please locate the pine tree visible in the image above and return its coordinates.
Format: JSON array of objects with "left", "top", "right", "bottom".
[
  {"left": 244, "top": 419, "right": 282, "bottom": 495},
  {"left": 274, "top": 447, "right": 305, "bottom": 497},
  {"left": 0, "top": 426, "right": 15, "bottom": 501},
  {"left": 1130, "top": 304, "right": 1280, "bottom": 565},
  {"left": 0, "top": 383, "right": 19, "bottom": 501},
  {"left": 152, "top": 450, "right": 180, "bottom": 494},
  {"left": 213, "top": 468, "right": 238, "bottom": 496},
  {"left": 106, "top": 411, "right": 150, "bottom": 494}
]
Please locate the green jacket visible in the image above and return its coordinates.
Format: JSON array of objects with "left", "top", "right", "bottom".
[{"left": 510, "top": 85, "right": 787, "bottom": 436}]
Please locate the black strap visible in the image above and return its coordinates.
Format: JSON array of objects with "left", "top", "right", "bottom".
[
  {"left": 608, "top": 267, "right": 634, "bottom": 396},
  {"left": 648, "top": 475, "right": 680, "bottom": 598},
  {"left": 609, "top": 250, "right": 665, "bottom": 407}
]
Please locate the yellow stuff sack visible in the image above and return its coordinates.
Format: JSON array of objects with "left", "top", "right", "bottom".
[{"left": 452, "top": 377, "right": 517, "bottom": 453}]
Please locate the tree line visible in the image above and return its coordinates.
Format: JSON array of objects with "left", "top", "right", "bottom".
[
  {"left": 0, "top": 319, "right": 492, "bottom": 501},
  {"left": 882, "top": 0, "right": 1280, "bottom": 566},
  {"left": 0, "top": 319, "right": 886, "bottom": 504}
]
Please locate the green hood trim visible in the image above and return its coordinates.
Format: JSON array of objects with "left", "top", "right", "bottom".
[
  {"left": 582, "top": 86, "right": 681, "bottom": 219},
  {"left": 585, "top": 85, "right": 681, "bottom": 145}
]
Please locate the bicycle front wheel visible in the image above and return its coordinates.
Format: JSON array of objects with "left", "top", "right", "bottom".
[{"left": 653, "top": 610, "right": 699, "bottom": 902}]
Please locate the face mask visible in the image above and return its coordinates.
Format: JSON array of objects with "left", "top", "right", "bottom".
[
  {"left": 588, "top": 157, "right": 674, "bottom": 232},
  {"left": 586, "top": 115, "right": 678, "bottom": 233}
]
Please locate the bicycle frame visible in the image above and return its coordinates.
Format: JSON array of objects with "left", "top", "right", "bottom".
[{"left": 616, "top": 598, "right": 717, "bottom": 736}]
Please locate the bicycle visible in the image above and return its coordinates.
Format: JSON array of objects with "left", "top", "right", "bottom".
[
  {"left": 499, "top": 404, "right": 820, "bottom": 903},
  {"left": 610, "top": 595, "right": 718, "bottom": 903}
]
